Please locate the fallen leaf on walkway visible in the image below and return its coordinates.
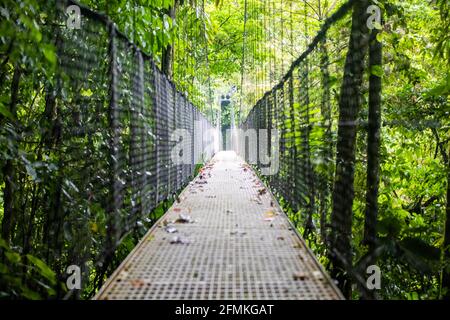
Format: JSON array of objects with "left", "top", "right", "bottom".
[
  {"left": 277, "top": 236, "right": 285, "bottom": 241},
  {"left": 130, "top": 279, "right": 146, "bottom": 288},
  {"left": 173, "top": 208, "right": 182, "bottom": 212},
  {"left": 116, "top": 270, "right": 129, "bottom": 281},
  {"left": 293, "top": 272, "right": 308, "bottom": 281},
  {"left": 230, "top": 230, "right": 247, "bottom": 237},
  {"left": 170, "top": 236, "right": 190, "bottom": 244},
  {"left": 264, "top": 210, "right": 276, "bottom": 221},
  {"left": 258, "top": 188, "right": 267, "bottom": 195},
  {"left": 165, "top": 226, "right": 178, "bottom": 233},
  {"left": 226, "top": 209, "right": 233, "bottom": 214},
  {"left": 312, "top": 271, "right": 324, "bottom": 280},
  {"left": 175, "top": 213, "right": 192, "bottom": 223}
]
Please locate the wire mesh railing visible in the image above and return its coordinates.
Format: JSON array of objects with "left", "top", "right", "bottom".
[
  {"left": 237, "top": 0, "right": 375, "bottom": 298},
  {"left": 60, "top": 0, "right": 216, "bottom": 286},
  {"left": 237, "top": 0, "right": 448, "bottom": 300},
  {"left": 0, "top": 0, "right": 216, "bottom": 297}
]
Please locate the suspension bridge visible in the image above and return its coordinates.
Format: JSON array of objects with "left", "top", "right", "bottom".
[
  {"left": 80, "top": 0, "right": 358, "bottom": 299},
  {"left": 62, "top": 0, "right": 359, "bottom": 300}
]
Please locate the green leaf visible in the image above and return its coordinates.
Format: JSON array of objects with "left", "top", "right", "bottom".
[
  {"left": 0, "top": 102, "right": 14, "bottom": 120},
  {"left": 81, "top": 88, "right": 93, "bottom": 97},
  {"left": 32, "top": 29, "right": 42, "bottom": 43},
  {"left": 371, "top": 65, "right": 384, "bottom": 77},
  {"left": 373, "top": 22, "right": 383, "bottom": 30},
  {"left": 376, "top": 32, "right": 384, "bottom": 42},
  {"left": 21, "top": 287, "right": 41, "bottom": 300},
  {"left": 26, "top": 254, "right": 57, "bottom": 286},
  {"left": 42, "top": 44, "right": 56, "bottom": 65},
  {"left": 5, "top": 251, "right": 21, "bottom": 264},
  {"left": 0, "top": 238, "right": 9, "bottom": 249}
]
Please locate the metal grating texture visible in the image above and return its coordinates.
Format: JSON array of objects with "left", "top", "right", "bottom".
[{"left": 95, "top": 151, "right": 343, "bottom": 300}]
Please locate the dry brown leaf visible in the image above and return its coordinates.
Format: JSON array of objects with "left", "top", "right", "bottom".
[
  {"left": 264, "top": 210, "right": 276, "bottom": 221},
  {"left": 258, "top": 188, "right": 267, "bottom": 195},
  {"left": 130, "top": 279, "right": 145, "bottom": 288}
]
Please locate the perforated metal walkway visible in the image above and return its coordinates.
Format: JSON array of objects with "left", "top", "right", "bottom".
[{"left": 95, "top": 151, "right": 343, "bottom": 300}]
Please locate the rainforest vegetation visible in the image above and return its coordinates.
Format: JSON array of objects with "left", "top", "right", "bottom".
[{"left": 0, "top": 0, "right": 449, "bottom": 300}]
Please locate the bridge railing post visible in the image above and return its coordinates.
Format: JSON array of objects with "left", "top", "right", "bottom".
[
  {"left": 107, "top": 22, "right": 121, "bottom": 252},
  {"left": 153, "top": 62, "right": 162, "bottom": 206}
]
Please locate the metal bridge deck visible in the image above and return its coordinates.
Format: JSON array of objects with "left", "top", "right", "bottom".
[{"left": 95, "top": 151, "right": 343, "bottom": 300}]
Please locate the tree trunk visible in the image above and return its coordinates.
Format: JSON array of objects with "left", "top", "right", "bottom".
[
  {"left": 360, "top": 21, "right": 383, "bottom": 301},
  {"left": 319, "top": 37, "right": 332, "bottom": 245},
  {"left": 161, "top": 0, "right": 177, "bottom": 79},
  {"left": 329, "top": 0, "right": 370, "bottom": 299},
  {"left": 300, "top": 60, "right": 315, "bottom": 240},
  {"left": 42, "top": 86, "right": 64, "bottom": 266},
  {"left": 1, "top": 65, "right": 21, "bottom": 243},
  {"left": 363, "top": 25, "right": 382, "bottom": 259}
]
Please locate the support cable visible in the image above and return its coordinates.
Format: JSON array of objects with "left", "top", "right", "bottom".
[{"left": 239, "top": 0, "right": 249, "bottom": 124}]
